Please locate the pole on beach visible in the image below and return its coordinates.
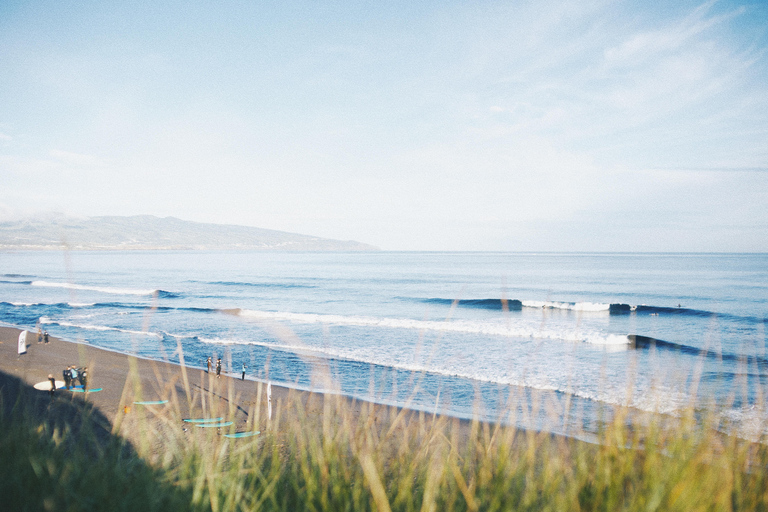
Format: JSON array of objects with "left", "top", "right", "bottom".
[{"left": 267, "top": 381, "right": 272, "bottom": 421}]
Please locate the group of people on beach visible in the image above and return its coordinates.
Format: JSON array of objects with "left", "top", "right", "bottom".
[
  {"left": 205, "top": 356, "right": 222, "bottom": 377},
  {"left": 45, "top": 366, "right": 88, "bottom": 398},
  {"left": 205, "top": 356, "right": 248, "bottom": 380},
  {"left": 36, "top": 326, "right": 49, "bottom": 344},
  {"left": 62, "top": 365, "right": 87, "bottom": 389}
]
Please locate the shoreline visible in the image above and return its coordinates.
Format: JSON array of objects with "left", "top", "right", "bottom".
[{"left": 0, "top": 325, "right": 483, "bottom": 447}]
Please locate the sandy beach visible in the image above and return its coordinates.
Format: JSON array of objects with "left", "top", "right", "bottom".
[
  {"left": 0, "top": 325, "right": 473, "bottom": 448},
  {"left": 4, "top": 326, "right": 760, "bottom": 511},
  {"left": 0, "top": 326, "right": 323, "bottom": 441}
]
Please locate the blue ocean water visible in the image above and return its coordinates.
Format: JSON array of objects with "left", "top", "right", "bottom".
[{"left": 1, "top": 251, "right": 766, "bottom": 438}]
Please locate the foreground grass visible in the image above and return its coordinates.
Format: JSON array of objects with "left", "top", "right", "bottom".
[
  {"left": 0, "top": 376, "right": 205, "bottom": 512},
  {"left": 2, "top": 372, "right": 768, "bottom": 511}
]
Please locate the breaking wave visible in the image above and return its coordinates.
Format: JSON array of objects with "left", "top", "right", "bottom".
[
  {"left": 628, "top": 335, "right": 768, "bottom": 369},
  {"left": 31, "top": 280, "right": 178, "bottom": 298},
  {"left": 232, "top": 308, "right": 630, "bottom": 345},
  {"left": 194, "top": 335, "right": 692, "bottom": 415},
  {"left": 38, "top": 317, "right": 163, "bottom": 338},
  {"left": 421, "top": 297, "right": 766, "bottom": 323}
]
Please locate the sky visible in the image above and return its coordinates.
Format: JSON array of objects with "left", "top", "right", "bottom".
[{"left": 1, "top": 0, "right": 767, "bottom": 251}]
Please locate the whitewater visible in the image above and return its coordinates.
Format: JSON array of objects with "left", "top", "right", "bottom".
[{"left": 1, "top": 251, "right": 766, "bottom": 439}]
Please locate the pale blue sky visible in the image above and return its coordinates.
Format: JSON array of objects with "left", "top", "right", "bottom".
[{"left": 1, "top": 0, "right": 766, "bottom": 251}]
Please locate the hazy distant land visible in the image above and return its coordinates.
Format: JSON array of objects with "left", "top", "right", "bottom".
[{"left": 0, "top": 215, "right": 379, "bottom": 251}]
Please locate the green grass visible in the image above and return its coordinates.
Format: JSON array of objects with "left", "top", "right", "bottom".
[
  {"left": 2, "top": 366, "right": 768, "bottom": 511},
  {"left": 0, "top": 375, "right": 206, "bottom": 512}
]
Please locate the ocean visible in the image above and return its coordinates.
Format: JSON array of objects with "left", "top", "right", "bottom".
[{"left": 1, "top": 251, "right": 766, "bottom": 440}]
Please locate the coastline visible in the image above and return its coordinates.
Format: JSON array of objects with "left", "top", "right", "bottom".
[
  {"left": 0, "top": 325, "right": 479, "bottom": 447},
  {"left": 4, "top": 331, "right": 761, "bottom": 509}
]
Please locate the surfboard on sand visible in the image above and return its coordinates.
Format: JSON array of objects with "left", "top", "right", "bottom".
[
  {"left": 224, "top": 431, "right": 260, "bottom": 439},
  {"left": 196, "top": 421, "right": 233, "bottom": 428},
  {"left": 133, "top": 400, "right": 169, "bottom": 405},
  {"left": 33, "top": 380, "right": 65, "bottom": 390},
  {"left": 34, "top": 381, "right": 103, "bottom": 392},
  {"left": 183, "top": 417, "right": 224, "bottom": 423}
]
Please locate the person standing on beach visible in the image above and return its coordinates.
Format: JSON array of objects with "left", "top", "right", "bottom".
[
  {"left": 43, "top": 331, "right": 49, "bottom": 344},
  {"left": 48, "top": 374, "right": 56, "bottom": 398},
  {"left": 37, "top": 326, "right": 43, "bottom": 344},
  {"left": 63, "top": 366, "right": 71, "bottom": 389},
  {"left": 216, "top": 358, "right": 222, "bottom": 378},
  {"left": 241, "top": 363, "right": 247, "bottom": 380},
  {"left": 206, "top": 356, "right": 212, "bottom": 373}
]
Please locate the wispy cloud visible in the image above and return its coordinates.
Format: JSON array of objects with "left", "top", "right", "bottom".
[
  {"left": 603, "top": 1, "right": 745, "bottom": 66},
  {"left": 0, "top": 0, "right": 765, "bottom": 250}
]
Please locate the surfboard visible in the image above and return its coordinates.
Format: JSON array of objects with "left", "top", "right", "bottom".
[
  {"left": 71, "top": 387, "right": 103, "bottom": 393},
  {"left": 224, "top": 431, "right": 260, "bottom": 439},
  {"left": 33, "top": 380, "right": 65, "bottom": 390},
  {"left": 196, "top": 421, "right": 233, "bottom": 428},
  {"left": 17, "top": 331, "right": 27, "bottom": 355},
  {"left": 133, "top": 400, "right": 169, "bottom": 405},
  {"left": 183, "top": 417, "right": 224, "bottom": 423}
]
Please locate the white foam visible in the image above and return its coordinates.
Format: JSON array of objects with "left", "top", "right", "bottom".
[
  {"left": 39, "top": 318, "right": 162, "bottom": 338},
  {"left": 522, "top": 300, "right": 611, "bottom": 312},
  {"left": 8, "top": 302, "right": 96, "bottom": 308},
  {"left": 585, "top": 333, "right": 632, "bottom": 345},
  {"left": 32, "top": 280, "right": 157, "bottom": 296},
  {"left": 235, "top": 308, "right": 630, "bottom": 345},
  {"left": 719, "top": 406, "right": 768, "bottom": 442},
  {"left": 8, "top": 300, "right": 96, "bottom": 307},
  {"left": 193, "top": 334, "right": 690, "bottom": 416},
  {"left": 162, "top": 332, "right": 199, "bottom": 341}
]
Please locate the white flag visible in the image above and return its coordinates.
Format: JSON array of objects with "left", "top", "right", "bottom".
[{"left": 17, "top": 331, "right": 27, "bottom": 355}]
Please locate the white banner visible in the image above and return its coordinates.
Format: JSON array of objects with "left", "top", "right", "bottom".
[{"left": 17, "top": 331, "right": 27, "bottom": 355}]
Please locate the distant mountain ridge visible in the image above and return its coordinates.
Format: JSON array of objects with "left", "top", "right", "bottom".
[{"left": 0, "top": 215, "right": 379, "bottom": 251}]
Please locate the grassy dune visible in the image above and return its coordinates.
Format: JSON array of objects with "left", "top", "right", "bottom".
[{"left": 2, "top": 362, "right": 768, "bottom": 512}]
